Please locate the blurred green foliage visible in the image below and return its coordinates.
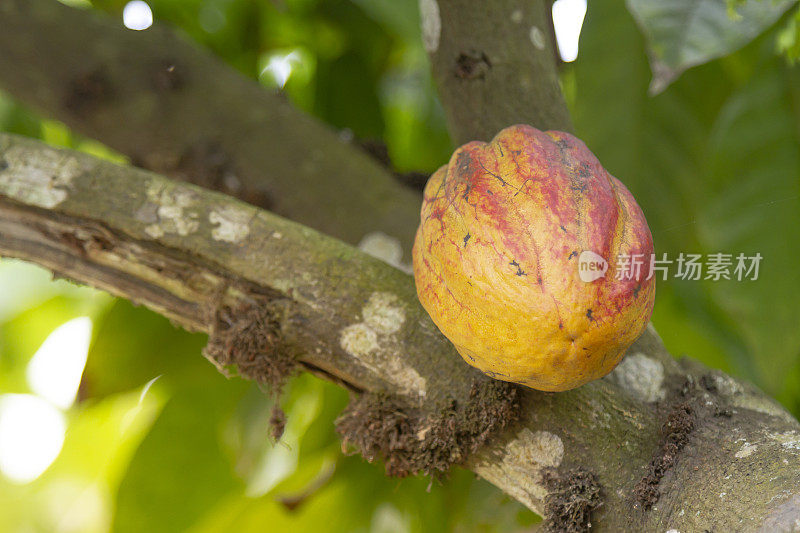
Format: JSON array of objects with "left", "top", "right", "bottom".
[
  {"left": 626, "top": 0, "right": 796, "bottom": 93},
  {"left": 0, "top": 0, "right": 798, "bottom": 531},
  {"left": 777, "top": 6, "right": 800, "bottom": 63}
]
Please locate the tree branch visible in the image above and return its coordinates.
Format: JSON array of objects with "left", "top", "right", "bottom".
[
  {"left": 2, "top": 135, "right": 799, "bottom": 530},
  {"left": 421, "top": 0, "right": 572, "bottom": 144},
  {"left": 0, "top": 0, "right": 421, "bottom": 257}
]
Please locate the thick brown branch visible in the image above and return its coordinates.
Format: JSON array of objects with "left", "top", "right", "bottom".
[
  {"left": 1, "top": 135, "right": 799, "bottom": 531},
  {"left": 0, "top": 0, "right": 421, "bottom": 257}
]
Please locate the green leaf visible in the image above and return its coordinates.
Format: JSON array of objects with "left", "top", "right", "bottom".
[
  {"left": 626, "top": 0, "right": 796, "bottom": 93},
  {"left": 349, "top": 0, "right": 421, "bottom": 41},
  {"left": 313, "top": 51, "right": 387, "bottom": 138},
  {"left": 776, "top": 7, "right": 800, "bottom": 63},
  {"left": 380, "top": 46, "right": 453, "bottom": 172},
  {"left": 444, "top": 469, "right": 541, "bottom": 531},
  {"left": 0, "top": 91, "right": 41, "bottom": 139},
  {"left": 699, "top": 59, "right": 800, "bottom": 395},
  {"left": 112, "top": 353, "right": 251, "bottom": 533},
  {"left": 83, "top": 300, "right": 209, "bottom": 399},
  {"left": 112, "top": 326, "right": 253, "bottom": 533}
]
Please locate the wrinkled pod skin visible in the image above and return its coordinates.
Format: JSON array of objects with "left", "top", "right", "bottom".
[{"left": 413, "top": 125, "right": 655, "bottom": 392}]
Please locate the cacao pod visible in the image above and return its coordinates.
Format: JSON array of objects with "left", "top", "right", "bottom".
[{"left": 412, "top": 125, "right": 655, "bottom": 391}]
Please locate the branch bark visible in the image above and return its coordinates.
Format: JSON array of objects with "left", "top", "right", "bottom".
[
  {"left": 2, "top": 135, "right": 799, "bottom": 531},
  {"left": 0, "top": 0, "right": 421, "bottom": 257},
  {"left": 422, "top": 0, "right": 572, "bottom": 144}
]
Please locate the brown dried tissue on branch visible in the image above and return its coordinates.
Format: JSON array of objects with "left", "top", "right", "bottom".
[
  {"left": 634, "top": 397, "right": 696, "bottom": 509},
  {"left": 543, "top": 467, "right": 603, "bottom": 533},
  {"left": 336, "top": 379, "right": 521, "bottom": 479},
  {"left": 202, "top": 287, "right": 297, "bottom": 439}
]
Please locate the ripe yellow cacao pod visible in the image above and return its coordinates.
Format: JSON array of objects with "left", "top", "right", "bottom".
[{"left": 412, "top": 125, "right": 655, "bottom": 391}]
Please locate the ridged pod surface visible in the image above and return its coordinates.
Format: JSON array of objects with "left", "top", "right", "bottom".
[{"left": 413, "top": 125, "right": 655, "bottom": 391}]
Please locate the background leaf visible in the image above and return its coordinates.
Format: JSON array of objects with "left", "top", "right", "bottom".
[
  {"left": 626, "top": 0, "right": 796, "bottom": 92},
  {"left": 111, "top": 360, "right": 250, "bottom": 533}
]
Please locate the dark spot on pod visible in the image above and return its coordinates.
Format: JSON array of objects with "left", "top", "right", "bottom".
[
  {"left": 509, "top": 260, "right": 526, "bottom": 276},
  {"left": 568, "top": 251, "right": 577, "bottom": 260},
  {"left": 463, "top": 233, "right": 471, "bottom": 247},
  {"left": 586, "top": 308, "right": 594, "bottom": 321},
  {"left": 456, "top": 150, "right": 473, "bottom": 175}
]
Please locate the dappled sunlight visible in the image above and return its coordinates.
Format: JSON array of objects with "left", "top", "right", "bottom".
[
  {"left": 260, "top": 51, "right": 303, "bottom": 89},
  {"left": 552, "top": 0, "right": 587, "bottom": 62},
  {"left": 41, "top": 480, "right": 110, "bottom": 533},
  {"left": 27, "top": 317, "right": 92, "bottom": 410},
  {"left": 122, "top": 0, "right": 153, "bottom": 31},
  {"left": 0, "top": 316, "right": 92, "bottom": 484},
  {"left": 0, "top": 394, "right": 66, "bottom": 483}
]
